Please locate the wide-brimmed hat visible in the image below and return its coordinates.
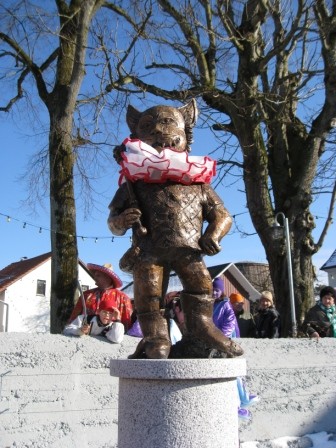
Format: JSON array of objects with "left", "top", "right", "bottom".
[{"left": 87, "top": 263, "right": 123, "bottom": 288}]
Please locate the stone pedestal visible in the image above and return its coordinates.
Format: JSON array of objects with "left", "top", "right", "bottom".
[{"left": 110, "top": 358, "right": 246, "bottom": 448}]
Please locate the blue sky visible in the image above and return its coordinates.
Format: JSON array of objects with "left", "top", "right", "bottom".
[
  {"left": 0, "top": 115, "right": 334, "bottom": 287},
  {"left": 0, "top": 1, "right": 334, "bottom": 289}
]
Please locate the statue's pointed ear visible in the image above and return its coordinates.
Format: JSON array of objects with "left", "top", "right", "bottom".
[
  {"left": 178, "top": 99, "right": 198, "bottom": 128},
  {"left": 126, "top": 105, "right": 142, "bottom": 134}
]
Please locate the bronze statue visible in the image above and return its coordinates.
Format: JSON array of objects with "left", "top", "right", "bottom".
[{"left": 108, "top": 99, "right": 243, "bottom": 359}]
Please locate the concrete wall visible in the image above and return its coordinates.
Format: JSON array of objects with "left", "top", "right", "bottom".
[{"left": 0, "top": 334, "right": 335, "bottom": 448}]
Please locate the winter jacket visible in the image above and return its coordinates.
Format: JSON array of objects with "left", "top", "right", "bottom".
[
  {"left": 236, "top": 313, "right": 256, "bottom": 338},
  {"left": 254, "top": 307, "right": 281, "bottom": 339},
  {"left": 68, "top": 287, "right": 132, "bottom": 330},
  {"left": 302, "top": 303, "right": 336, "bottom": 338},
  {"left": 213, "top": 300, "right": 236, "bottom": 338},
  {"left": 63, "top": 314, "right": 125, "bottom": 344}
]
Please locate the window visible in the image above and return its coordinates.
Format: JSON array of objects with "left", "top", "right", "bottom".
[{"left": 36, "top": 279, "right": 46, "bottom": 296}]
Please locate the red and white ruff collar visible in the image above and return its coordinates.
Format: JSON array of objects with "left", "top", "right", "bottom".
[{"left": 118, "top": 138, "right": 216, "bottom": 185}]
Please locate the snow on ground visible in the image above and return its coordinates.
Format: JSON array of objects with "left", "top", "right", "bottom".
[{"left": 242, "top": 431, "right": 336, "bottom": 448}]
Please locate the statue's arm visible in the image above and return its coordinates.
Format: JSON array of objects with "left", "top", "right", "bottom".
[
  {"left": 107, "top": 184, "right": 142, "bottom": 236},
  {"left": 199, "top": 185, "right": 232, "bottom": 256}
]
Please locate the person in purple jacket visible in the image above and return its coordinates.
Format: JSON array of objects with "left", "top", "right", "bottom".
[
  {"left": 212, "top": 277, "right": 259, "bottom": 420},
  {"left": 212, "top": 277, "right": 238, "bottom": 337}
]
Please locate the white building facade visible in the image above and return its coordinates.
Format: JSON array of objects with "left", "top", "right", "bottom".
[
  {"left": 0, "top": 255, "right": 95, "bottom": 333},
  {"left": 320, "top": 249, "right": 336, "bottom": 289}
]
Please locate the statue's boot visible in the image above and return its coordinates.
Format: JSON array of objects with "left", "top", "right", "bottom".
[
  {"left": 128, "top": 311, "right": 171, "bottom": 359},
  {"left": 181, "top": 292, "right": 244, "bottom": 357}
]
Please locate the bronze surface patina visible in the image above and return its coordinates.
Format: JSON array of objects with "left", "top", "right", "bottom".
[{"left": 108, "top": 100, "right": 243, "bottom": 359}]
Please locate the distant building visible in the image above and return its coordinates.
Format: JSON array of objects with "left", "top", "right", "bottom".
[
  {"left": 233, "top": 261, "right": 273, "bottom": 295},
  {"left": 320, "top": 249, "right": 336, "bottom": 288},
  {"left": 0, "top": 253, "right": 95, "bottom": 332},
  {"left": 208, "top": 261, "right": 273, "bottom": 299}
]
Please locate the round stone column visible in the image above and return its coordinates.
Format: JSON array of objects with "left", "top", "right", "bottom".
[{"left": 110, "top": 358, "right": 246, "bottom": 448}]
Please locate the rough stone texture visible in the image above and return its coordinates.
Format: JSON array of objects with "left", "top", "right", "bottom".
[
  {"left": 110, "top": 357, "right": 246, "bottom": 379},
  {"left": 111, "top": 358, "right": 246, "bottom": 448},
  {"left": 238, "top": 338, "right": 336, "bottom": 442},
  {"left": 0, "top": 334, "right": 335, "bottom": 447}
]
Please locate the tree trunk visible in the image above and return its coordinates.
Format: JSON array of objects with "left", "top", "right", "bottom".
[
  {"left": 266, "top": 237, "right": 315, "bottom": 337},
  {"left": 228, "top": 112, "right": 317, "bottom": 337},
  {"left": 47, "top": 0, "right": 103, "bottom": 332},
  {"left": 48, "top": 111, "right": 78, "bottom": 333}
]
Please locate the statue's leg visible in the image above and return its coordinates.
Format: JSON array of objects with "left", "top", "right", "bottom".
[
  {"left": 129, "top": 260, "right": 171, "bottom": 359},
  {"left": 180, "top": 292, "right": 243, "bottom": 357},
  {"left": 173, "top": 253, "right": 243, "bottom": 358}
]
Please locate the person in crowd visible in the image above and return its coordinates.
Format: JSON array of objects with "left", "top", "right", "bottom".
[
  {"left": 253, "top": 291, "right": 281, "bottom": 338},
  {"left": 127, "top": 291, "right": 183, "bottom": 344},
  {"left": 63, "top": 300, "right": 125, "bottom": 343},
  {"left": 302, "top": 286, "right": 336, "bottom": 339},
  {"left": 127, "top": 309, "right": 143, "bottom": 338},
  {"left": 165, "top": 291, "right": 185, "bottom": 334},
  {"left": 68, "top": 263, "right": 132, "bottom": 331},
  {"left": 212, "top": 277, "right": 237, "bottom": 337},
  {"left": 230, "top": 293, "right": 256, "bottom": 338},
  {"left": 126, "top": 297, "right": 142, "bottom": 336},
  {"left": 212, "top": 278, "right": 259, "bottom": 420}
]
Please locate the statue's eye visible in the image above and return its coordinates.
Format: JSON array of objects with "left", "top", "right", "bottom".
[
  {"left": 138, "top": 116, "right": 153, "bottom": 130},
  {"left": 160, "top": 117, "right": 176, "bottom": 125}
]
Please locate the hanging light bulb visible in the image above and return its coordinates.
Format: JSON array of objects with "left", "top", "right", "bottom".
[
  {"left": 81, "top": 236, "right": 86, "bottom": 241},
  {"left": 39, "top": 227, "right": 42, "bottom": 233},
  {"left": 23, "top": 222, "right": 27, "bottom": 229},
  {"left": 95, "top": 237, "right": 98, "bottom": 243},
  {"left": 111, "top": 237, "right": 115, "bottom": 243},
  {"left": 6, "top": 216, "right": 11, "bottom": 222}
]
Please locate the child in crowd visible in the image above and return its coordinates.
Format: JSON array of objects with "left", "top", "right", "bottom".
[
  {"left": 63, "top": 300, "right": 125, "bottom": 344},
  {"left": 212, "top": 277, "right": 237, "bottom": 337}
]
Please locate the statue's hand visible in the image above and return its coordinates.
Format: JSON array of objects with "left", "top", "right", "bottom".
[
  {"left": 108, "top": 208, "right": 142, "bottom": 234},
  {"left": 199, "top": 235, "right": 221, "bottom": 256}
]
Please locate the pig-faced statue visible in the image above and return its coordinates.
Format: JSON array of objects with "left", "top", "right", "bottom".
[{"left": 108, "top": 100, "right": 243, "bottom": 359}]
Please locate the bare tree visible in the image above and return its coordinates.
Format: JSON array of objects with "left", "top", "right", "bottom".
[
  {"left": 0, "top": 0, "right": 106, "bottom": 332},
  {"left": 100, "top": 0, "right": 336, "bottom": 335},
  {"left": 1, "top": 1, "right": 335, "bottom": 336}
]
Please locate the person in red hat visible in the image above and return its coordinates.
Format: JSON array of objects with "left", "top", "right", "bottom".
[
  {"left": 64, "top": 300, "right": 125, "bottom": 343},
  {"left": 68, "top": 263, "right": 132, "bottom": 331}
]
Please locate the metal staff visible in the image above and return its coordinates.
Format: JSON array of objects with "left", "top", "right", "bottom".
[
  {"left": 125, "top": 178, "right": 147, "bottom": 237},
  {"left": 114, "top": 143, "right": 147, "bottom": 237},
  {"left": 78, "top": 280, "right": 92, "bottom": 335}
]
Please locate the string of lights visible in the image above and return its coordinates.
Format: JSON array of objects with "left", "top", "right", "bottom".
[
  {"left": 1, "top": 210, "right": 330, "bottom": 243},
  {"left": 0, "top": 212, "right": 131, "bottom": 242}
]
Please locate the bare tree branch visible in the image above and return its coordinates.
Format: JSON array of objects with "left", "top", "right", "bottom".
[{"left": 315, "top": 179, "right": 336, "bottom": 251}]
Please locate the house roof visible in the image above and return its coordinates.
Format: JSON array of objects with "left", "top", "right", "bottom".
[
  {"left": 0, "top": 253, "right": 91, "bottom": 293},
  {"left": 320, "top": 249, "right": 336, "bottom": 271},
  {"left": 208, "top": 262, "right": 262, "bottom": 301}
]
